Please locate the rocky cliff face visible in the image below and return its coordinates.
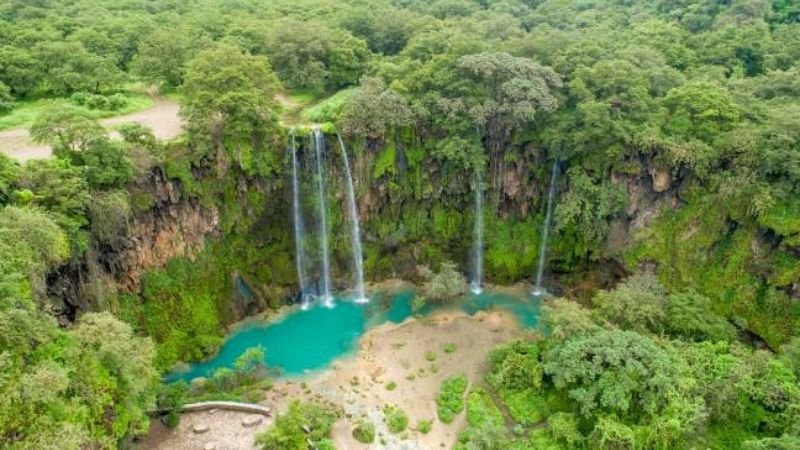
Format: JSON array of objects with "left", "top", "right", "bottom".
[{"left": 48, "top": 166, "right": 221, "bottom": 322}]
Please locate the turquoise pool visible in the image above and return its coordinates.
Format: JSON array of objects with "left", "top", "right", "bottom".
[{"left": 167, "top": 290, "right": 540, "bottom": 382}]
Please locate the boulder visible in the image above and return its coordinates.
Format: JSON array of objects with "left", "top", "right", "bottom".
[
  {"left": 193, "top": 423, "right": 210, "bottom": 434},
  {"left": 651, "top": 167, "right": 671, "bottom": 193},
  {"left": 242, "top": 415, "right": 263, "bottom": 428},
  {"left": 203, "top": 442, "right": 217, "bottom": 450}
]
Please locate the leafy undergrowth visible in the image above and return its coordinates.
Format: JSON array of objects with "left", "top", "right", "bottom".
[{"left": 0, "top": 90, "right": 154, "bottom": 130}]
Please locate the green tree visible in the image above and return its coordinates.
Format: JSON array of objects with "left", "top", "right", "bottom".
[
  {"left": 339, "top": 77, "right": 414, "bottom": 138},
  {"left": 180, "top": 44, "right": 281, "bottom": 143},
  {"left": 29, "top": 103, "right": 106, "bottom": 154},
  {"left": 426, "top": 260, "right": 466, "bottom": 300},
  {"left": 131, "top": 30, "right": 193, "bottom": 89},
  {"left": 255, "top": 401, "right": 338, "bottom": 450},
  {"left": 591, "top": 272, "right": 667, "bottom": 334}
]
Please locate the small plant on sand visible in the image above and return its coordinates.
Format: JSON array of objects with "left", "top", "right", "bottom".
[
  {"left": 411, "top": 295, "right": 427, "bottom": 316},
  {"left": 385, "top": 381, "right": 397, "bottom": 391},
  {"left": 443, "top": 343, "right": 457, "bottom": 354},
  {"left": 352, "top": 420, "right": 376, "bottom": 443},
  {"left": 406, "top": 373, "right": 416, "bottom": 381},
  {"left": 383, "top": 404, "right": 409, "bottom": 433},
  {"left": 425, "top": 351, "right": 437, "bottom": 362},
  {"left": 417, "top": 419, "right": 433, "bottom": 434},
  {"left": 429, "top": 363, "right": 439, "bottom": 374},
  {"left": 437, "top": 375, "right": 468, "bottom": 423}
]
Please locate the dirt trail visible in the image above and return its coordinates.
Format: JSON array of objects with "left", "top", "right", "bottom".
[{"left": 0, "top": 97, "right": 183, "bottom": 163}]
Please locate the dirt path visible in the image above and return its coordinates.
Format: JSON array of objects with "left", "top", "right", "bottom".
[{"left": 0, "top": 97, "right": 183, "bottom": 163}]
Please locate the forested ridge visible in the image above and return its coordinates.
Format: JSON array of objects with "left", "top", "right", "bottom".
[{"left": 1, "top": 0, "right": 799, "bottom": 448}]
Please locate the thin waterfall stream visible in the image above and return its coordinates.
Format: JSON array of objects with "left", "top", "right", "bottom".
[
  {"left": 336, "top": 132, "right": 368, "bottom": 303},
  {"left": 533, "top": 160, "right": 559, "bottom": 296},
  {"left": 470, "top": 172, "right": 484, "bottom": 294},
  {"left": 290, "top": 131, "right": 310, "bottom": 308},
  {"left": 313, "top": 127, "right": 334, "bottom": 307}
]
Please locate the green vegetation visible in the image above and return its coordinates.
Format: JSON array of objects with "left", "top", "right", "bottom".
[
  {"left": 467, "top": 276, "right": 800, "bottom": 449},
  {"left": 255, "top": 401, "right": 339, "bottom": 450},
  {"left": 0, "top": 0, "right": 799, "bottom": 448},
  {"left": 0, "top": 92, "right": 153, "bottom": 131},
  {"left": 383, "top": 404, "right": 409, "bottom": 434},
  {"left": 437, "top": 374, "right": 468, "bottom": 423},
  {"left": 352, "top": 420, "right": 376, "bottom": 444},
  {"left": 417, "top": 419, "right": 432, "bottom": 434},
  {"left": 385, "top": 381, "right": 397, "bottom": 391}
]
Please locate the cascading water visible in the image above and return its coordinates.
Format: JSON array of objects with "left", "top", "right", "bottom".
[
  {"left": 313, "top": 127, "right": 334, "bottom": 307},
  {"left": 470, "top": 172, "right": 484, "bottom": 294},
  {"left": 335, "top": 132, "right": 368, "bottom": 303},
  {"left": 533, "top": 160, "right": 559, "bottom": 296},
  {"left": 290, "top": 131, "right": 310, "bottom": 309}
]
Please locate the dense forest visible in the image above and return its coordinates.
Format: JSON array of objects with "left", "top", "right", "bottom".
[{"left": 1, "top": 0, "right": 799, "bottom": 448}]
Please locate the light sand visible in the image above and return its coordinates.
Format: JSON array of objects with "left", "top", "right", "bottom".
[
  {"left": 0, "top": 97, "right": 183, "bottom": 163},
  {"left": 140, "top": 309, "right": 527, "bottom": 450}
]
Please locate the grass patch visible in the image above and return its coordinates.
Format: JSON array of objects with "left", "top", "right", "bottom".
[
  {"left": 417, "top": 419, "right": 432, "bottom": 434},
  {"left": 383, "top": 405, "right": 409, "bottom": 434},
  {"left": 437, "top": 375, "right": 468, "bottom": 423},
  {"left": 466, "top": 388, "right": 504, "bottom": 428},
  {"left": 0, "top": 91, "right": 154, "bottom": 131},
  {"left": 499, "top": 388, "right": 549, "bottom": 425},
  {"left": 352, "top": 420, "right": 375, "bottom": 444},
  {"left": 301, "top": 88, "right": 355, "bottom": 123}
]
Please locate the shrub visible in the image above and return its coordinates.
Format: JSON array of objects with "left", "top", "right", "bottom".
[
  {"left": 425, "top": 351, "right": 437, "bottom": 362},
  {"left": 352, "top": 420, "right": 375, "bottom": 443},
  {"left": 255, "top": 401, "right": 339, "bottom": 450},
  {"left": 487, "top": 341, "right": 542, "bottom": 391},
  {"left": 417, "top": 419, "right": 432, "bottom": 434},
  {"left": 437, "top": 375, "right": 468, "bottom": 423},
  {"left": 385, "top": 381, "right": 397, "bottom": 391},
  {"left": 383, "top": 405, "right": 409, "bottom": 433},
  {"left": 426, "top": 260, "right": 466, "bottom": 300},
  {"left": 411, "top": 295, "right": 427, "bottom": 316},
  {"left": 443, "top": 343, "right": 457, "bottom": 354}
]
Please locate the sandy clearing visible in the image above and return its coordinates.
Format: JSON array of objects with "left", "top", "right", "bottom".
[
  {"left": 140, "top": 308, "right": 528, "bottom": 450},
  {"left": 139, "top": 409, "right": 270, "bottom": 450},
  {"left": 0, "top": 97, "right": 183, "bottom": 163}
]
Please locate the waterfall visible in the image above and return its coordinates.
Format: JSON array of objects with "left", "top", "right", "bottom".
[
  {"left": 335, "top": 132, "right": 368, "bottom": 303},
  {"left": 312, "top": 127, "right": 334, "bottom": 307},
  {"left": 533, "top": 160, "right": 559, "bottom": 296},
  {"left": 470, "top": 172, "right": 484, "bottom": 295},
  {"left": 290, "top": 131, "right": 310, "bottom": 309}
]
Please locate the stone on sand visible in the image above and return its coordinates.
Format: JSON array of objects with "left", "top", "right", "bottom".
[
  {"left": 192, "top": 423, "right": 210, "bottom": 434},
  {"left": 241, "top": 415, "right": 263, "bottom": 428}
]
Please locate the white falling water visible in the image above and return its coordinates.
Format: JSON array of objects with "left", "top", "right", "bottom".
[
  {"left": 534, "top": 160, "right": 559, "bottom": 296},
  {"left": 290, "top": 131, "right": 310, "bottom": 309},
  {"left": 335, "top": 132, "right": 368, "bottom": 303},
  {"left": 313, "top": 127, "right": 334, "bottom": 307},
  {"left": 470, "top": 172, "right": 484, "bottom": 295}
]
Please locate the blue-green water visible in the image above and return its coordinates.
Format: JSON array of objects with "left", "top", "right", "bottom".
[{"left": 168, "top": 290, "right": 540, "bottom": 383}]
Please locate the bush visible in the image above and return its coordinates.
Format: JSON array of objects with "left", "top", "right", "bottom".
[
  {"left": 383, "top": 405, "right": 408, "bottom": 433},
  {"left": 385, "top": 381, "right": 397, "bottom": 391},
  {"left": 352, "top": 420, "right": 375, "bottom": 443},
  {"left": 256, "top": 401, "right": 339, "bottom": 450},
  {"left": 417, "top": 419, "right": 432, "bottom": 434},
  {"left": 425, "top": 351, "right": 437, "bottom": 362},
  {"left": 443, "top": 343, "right": 457, "bottom": 354},
  {"left": 411, "top": 295, "right": 426, "bottom": 316},
  {"left": 437, "top": 375, "right": 468, "bottom": 423},
  {"left": 426, "top": 260, "right": 466, "bottom": 300},
  {"left": 487, "top": 341, "right": 542, "bottom": 391}
]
